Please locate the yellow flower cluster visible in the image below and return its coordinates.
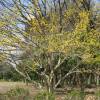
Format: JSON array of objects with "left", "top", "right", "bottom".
[{"left": 75, "top": 11, "right": 89, "bottom": 33}]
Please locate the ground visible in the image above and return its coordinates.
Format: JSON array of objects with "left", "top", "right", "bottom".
[{"left": 0, "top": 82, "right": 99, "bottom": 100}]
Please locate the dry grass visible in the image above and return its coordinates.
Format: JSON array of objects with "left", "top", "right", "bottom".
[
  {"left": 0, "top": 82, "right": 39, "bottom": 96},
  {"left": 0, "top": 82, "right": 99, "bottom": 100}
]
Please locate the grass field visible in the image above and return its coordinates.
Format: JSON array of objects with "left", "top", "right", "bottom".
[
  {"left": 0, "top": 82, "right": 99, "bottom": 100},
  {"left": 0, "top": 82, "right": 40, "bottom": 100}
]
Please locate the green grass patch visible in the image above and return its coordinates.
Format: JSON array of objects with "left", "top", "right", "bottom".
[{"left": 34, "top": 91, "right": 55, "bottom": 100}]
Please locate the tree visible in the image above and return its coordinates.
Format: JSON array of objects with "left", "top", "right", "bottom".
[{"left": 0, "top": 0, "right": 100, "bottom": 93}]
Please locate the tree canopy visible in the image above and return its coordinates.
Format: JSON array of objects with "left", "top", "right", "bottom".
[{"left": 0, "top": 0, "right": 100, "bottom": 92}]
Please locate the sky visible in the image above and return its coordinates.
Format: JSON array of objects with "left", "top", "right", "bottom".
[
  {"left": 0, "top": 0, "right": 100, "bottom": 8},
  {"left": 96, "top": 0, "right": 100, "bottom": 2}
]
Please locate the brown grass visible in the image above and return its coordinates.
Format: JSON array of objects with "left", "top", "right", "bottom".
[
  {"left": 0, "top": 82, "right": 99, "bottom": 100},
  {"left": 0, "top": 82, "right": 39, "bottom": 95}
]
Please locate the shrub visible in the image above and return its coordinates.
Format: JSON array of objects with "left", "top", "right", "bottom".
[
  {"left": 95, "top": 90, "right": 100, "bottom": 100},
  {"left": 7, "top": 87, "right": 29, "bottom": 97},
  {"left": 34, "top": 91, "right": 55, "bottom": 100},
  {"left": 0, "top": 87, "right": 31, "bottom": 100},
  {"left": 64, "top": 90, "right": 85, "bottom": 100}
]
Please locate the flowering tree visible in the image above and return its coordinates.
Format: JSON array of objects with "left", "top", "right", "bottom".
[{"left": 0, "top": 0, "right": 100, "bottom": 92}]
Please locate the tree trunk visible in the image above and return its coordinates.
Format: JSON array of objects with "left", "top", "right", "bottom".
[
  {"left": 96, "top": 75, "right": 99, "bottom": 86},
  {"left": 87, "top": 74, "right": 91, "bottom": 85},
  {"left": 48, "top": 79, "right": 54, "bottom": 93}
]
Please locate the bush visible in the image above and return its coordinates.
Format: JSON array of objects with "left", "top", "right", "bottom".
[
  {"left": 34, "top": 91, "right": 55, "bottom": 100},
  {"left": 7, "top": 87, "right": 29, "bottom": 97},
  {"left": 95, "top": 90, "right": 100, "bottom": 100},
  {"left": 0, "top": 87, "right": 31, "bottom": 100},
  {"left": 64, "top": 90, "right": 85, "bottom": 100}
]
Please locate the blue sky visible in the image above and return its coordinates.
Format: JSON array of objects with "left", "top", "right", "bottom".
[
  {"left": 0, "top": 0, "right": 100, "bottom": 9},
  {"left": 96, "top": 0, "right": 100, "bottom": 2},
  {"left": 19, "top": 0, "right": 100, "bottom": 6}
]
